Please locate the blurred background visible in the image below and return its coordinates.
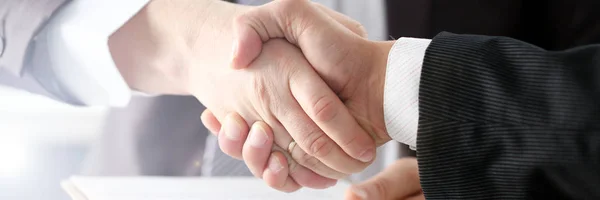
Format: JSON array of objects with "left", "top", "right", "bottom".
[{"left": 0, "top": 85, "right": 106, "bottom": 200}]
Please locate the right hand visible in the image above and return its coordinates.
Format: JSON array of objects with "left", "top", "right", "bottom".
[
  {"left": 207, "top": 0, "right": 395, "bottom": 191},
  {"left": 231, "top": 0, "right": 395, "bottom": 159}
]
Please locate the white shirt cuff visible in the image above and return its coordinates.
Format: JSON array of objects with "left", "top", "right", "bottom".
[
  {"left": 383, "top": 37, "right": 431, "bottom": 149},
  {"left": 29, "top": 0, "right": 150, "bottom": 106}
]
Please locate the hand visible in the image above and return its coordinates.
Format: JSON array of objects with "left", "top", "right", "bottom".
[
  {"left": 346, "top": 158, "right": 423, "bottom": 200},
  {"left": 108, "top": 0, "right": 376, "bottom": 189},
  {"left": 209, "top": 0, "right": 395, "bottom": 190},
  {"left": 203, "top": 111, "right": 312, "bottom": 192},
  {"left": 232, "top": 0, "right": 394, "bottom": 149}
]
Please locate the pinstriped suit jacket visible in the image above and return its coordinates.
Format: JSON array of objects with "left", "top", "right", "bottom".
[{"left": 385, "top": 0, "right": 600, "bottom": 199}]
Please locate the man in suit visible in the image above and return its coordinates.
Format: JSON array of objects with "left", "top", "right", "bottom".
[{"left": 204, "top": 0, "right": 600, "bottom": 199}]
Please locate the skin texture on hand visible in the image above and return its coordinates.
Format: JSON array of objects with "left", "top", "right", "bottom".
[
  {"left": 203, "top": 110, "right": 317, "bottom": 192},
  {"left": 109, "top": 0, "right": 379, "bottom": 190},
  {"left": 231, "top": 0, "right": 393, "bottom": 145},
  {"left": 203, "top": 0, "right": 396, "bottom": 192}
]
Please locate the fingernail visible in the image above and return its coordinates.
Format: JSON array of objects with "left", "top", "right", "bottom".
[
  {"left": 268, "top": 156, "right": 283, "bottom": 173},
  {"left": 248, "top": 124, "right": 268, "bottom": 148},
  {"left": 358, "top": 148, "right": 375, "bottom": 162},
  {"left": 223, "top": 116, "right": 241, "bottom": 141},
  {"left": 351, "top": 187, "right": 368, "bottom": 200}
]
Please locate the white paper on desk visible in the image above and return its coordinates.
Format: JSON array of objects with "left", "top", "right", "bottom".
[{"left": 62, "top": 176, "right": 351, "bottom": 200}]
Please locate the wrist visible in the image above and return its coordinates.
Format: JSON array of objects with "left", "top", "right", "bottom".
[
  {"left": 366, "top": 40, "right": 395, "bottom": 144},
  {"left": 144, "top": 0, "right": 220, "bottom": 95},
  {"left": 109, "top": 0, "right": 252, "bottom": 96},
  {"left": 108, "top": 0, "right": 207, "bottom": 95},
  {"left": 183, "top": 2, "right": 253, "bottom": 96}
]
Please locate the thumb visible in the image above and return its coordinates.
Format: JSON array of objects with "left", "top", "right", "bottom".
[
  {"left": 346, "top": 158, "right": 421, "bottom": 200},
  {"left": 231, "top": 0, "right": 366, "bottom": 69}
]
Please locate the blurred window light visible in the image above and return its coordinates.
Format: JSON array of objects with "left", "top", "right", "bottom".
[{"left": 0, "top": 134, "right": 29, "bottom": 177}]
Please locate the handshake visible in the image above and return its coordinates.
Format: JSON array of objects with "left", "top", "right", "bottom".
[
  {"left": 201, "top": 0, "right": 398, "bottom": 194},
  {"left": 60, "top": 0, "right": 600, "bottom": 198},
  {"left": 110, "top": 0, "right": 421, "bottom": 199}
]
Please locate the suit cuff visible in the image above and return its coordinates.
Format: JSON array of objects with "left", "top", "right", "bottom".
[
  {"left": 28, "top": 0, "right": 150, "bottom": 106},
  {"left": 383, "top": 37, "right": 431, "bottom": 149}
]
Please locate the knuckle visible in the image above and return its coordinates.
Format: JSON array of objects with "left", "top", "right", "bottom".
[
  {"left": 296, "top": 150, "right": 321, "bottom": 171},
  {"left": 278, "top": 181, "right": 301, "bottom": 193},
  {"left": 355, "top": 23, "right": 368, "bottom": 38},
  {"left": 340, "top": 134, "right": 359, "bottom": 151},
  {"left": 232, "top": 13, "right": 246, "bottom": 26},
  {"left": 250, "top": 76, "right": 275, "bottom": 114},
  {"left": 372, "top": 180, "right": 389, "bottom": 199},
  {"left": 266, "top": 180, "right": 285, "bottom": 191},
  {"left": 311, "top": 95, "right": 339, "bottom": 123},
  {"left": 272, "top": 0, "right": 311, "bottom": 42},
  {"left": 252, "top": 77, "right": 269, "bottom": 102},
  {"left": 303, "top": 131, "right": 334, "bottom": 158}
]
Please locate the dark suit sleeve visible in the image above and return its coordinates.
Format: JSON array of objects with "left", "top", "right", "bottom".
[
  {"left": 0, "top": 0, "right": 69, "bottom": 76},
  {"left": 416, "top": 32, "right": 600, "bottom": 200}
]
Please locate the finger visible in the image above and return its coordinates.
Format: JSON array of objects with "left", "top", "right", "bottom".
[
  {"left": 245, "top": 110, "right": 337, "bottom": 189},
  {"left": 272, "top": 143, "right": 337, "bottom": 189},
  {"left": 230, "top": 6, "right": 273, "bottom": 70},
  {"left": 310, "top": 2, "right": 368, "bottom": 38},
  {"left": 345, "top": 158, "right": 421, "bottom": 200},
  {"left": 242, "top": 122, "right": 274, "bottom": 178},
  {"left": 256, "top": 40, "right": 372, "bottom": 173},
  {"left": 217, "top": 113, "right": 250, "bottom": 159},
  {"left": 263, "top": 151, "right": 301, "bottom": 193},
  {"left": 201, "top": 109, "right": 221, "bottom": 135},
  {"left": 288, "top": 54, "right": 376, "bottom": 163},
  {"left": 289, "top": 165, "right": 338, "bottom": 189},
  {"left": 288, "top": 140, "right": 349, "bottom": 179},
  {"left": 239, "top": 109, "right": 336, "bottom": 188},
  {"left": 240, "top": 122, "right": 338, "bottom": 189}
]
